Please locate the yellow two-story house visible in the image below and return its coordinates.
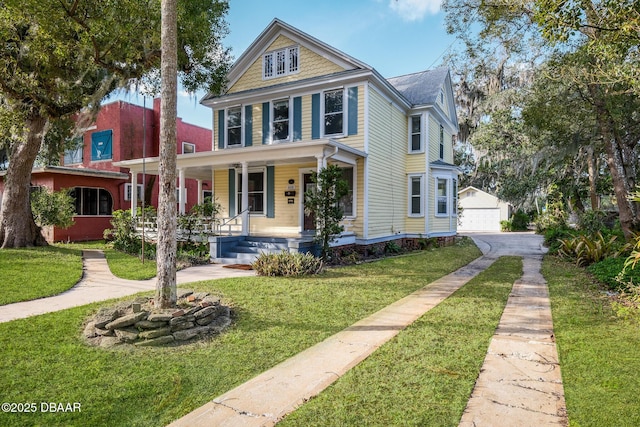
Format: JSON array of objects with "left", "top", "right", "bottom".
[{"left": 120, "top": 19, "right": 459, "bottom": 262}]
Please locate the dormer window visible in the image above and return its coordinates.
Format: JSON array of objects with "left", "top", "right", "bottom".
[{"left": 263, "top": 46, "right": 299, "bottom": 80}]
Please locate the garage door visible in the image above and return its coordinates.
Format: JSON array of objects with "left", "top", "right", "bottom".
[{"left": 458, "top": 208, "right": 501, "bottom": 231}]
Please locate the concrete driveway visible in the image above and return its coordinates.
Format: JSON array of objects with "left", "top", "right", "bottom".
[{"left": 460, "top": 231, "right": 548, "bottom": 258}]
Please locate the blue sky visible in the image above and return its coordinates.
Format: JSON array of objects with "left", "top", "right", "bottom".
[{"left": 113, "top": 0, "right": 456, "bottom": 129}]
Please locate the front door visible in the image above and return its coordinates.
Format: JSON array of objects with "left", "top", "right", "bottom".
[{"left": 303, "top": 173, "right": 315, "bottom": 231}]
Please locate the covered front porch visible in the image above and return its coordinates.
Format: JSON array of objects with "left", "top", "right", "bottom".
[{"left": 115, "top": 139, "right": 365, "bottom": 260}]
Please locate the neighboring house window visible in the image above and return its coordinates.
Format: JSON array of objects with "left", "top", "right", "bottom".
[
  {"left": 203, "top": 190, "right": 213, "bottom": 202},
  {"left": 408, "top": 174, "right": 424, "bottom": 216},
  {"left": 63, "top": 137, "right": 84, "bottom": 165},
  {"left": 436, "top": 178, "right": 448, "bottom": 215},
  {"left": 91, "top": 130, "right": 113, "bottom": 161},
  {"left": 338, "top": 167, "right": 354, "bottom": 217},
  {"left": 324, "top": 89, "right": 344, "bottom": 136},
  {"left": 439, "top": 125, "right": 444, "bottom": 160},
  {"left": 124, "top": 184, "right": 144, "bottom": 202},
  {"left": 272, "top": 99, "right": 290, "bottom": 141},
  {"left": 71, "top": 187, "right": 113, "bottom": 216},
  {"left": 237, "top": 170, "right": 265, "bottom": 214},
  {"left": 226, "top": 107, "right": 242, "bottom": 147},
  {"left": 263, "top": 46, "right": 299, "bottom": 79},
  {"left": 410, "top": 115, "right": 422, "bottom": 152},
  {"left": 182, "top": 142, "right": 196, "bottom": 154}
]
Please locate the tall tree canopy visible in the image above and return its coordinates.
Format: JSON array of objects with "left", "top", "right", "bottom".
[
  {"left": 443, "top": 0, "right": 640, "bottom": 238},
  {"left": 0, "top": 0, "right": 230, "bottom": 248}
]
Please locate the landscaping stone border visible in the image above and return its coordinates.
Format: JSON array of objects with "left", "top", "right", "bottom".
[{"left": 83, "top": 289, "right": 231, "bottom": 348}]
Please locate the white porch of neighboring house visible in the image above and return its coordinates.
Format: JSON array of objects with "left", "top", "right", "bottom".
[{"left": 115, "top": 139, "right": 366, "bottom": 262}]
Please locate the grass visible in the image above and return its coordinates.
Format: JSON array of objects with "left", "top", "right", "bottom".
[
  {"left": 544, "top": 256, "right": 640, "bottom": 427},
  {"left": 280, "top": 256, "right": 522, "bottom": 426},
  {"left": 0, "top": 240, "right": 481, "bottom": 427},
  {"left": 0, "top": 246, "right": 82, "bottom": 305}
]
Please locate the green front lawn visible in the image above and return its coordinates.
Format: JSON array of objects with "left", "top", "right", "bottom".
[
  {"left": 544, "top": 257, "right": 640, "bottom": 427},
  {"left": 0, "top": 240, "right": 481, "bottom": 427},
  {"left": 0, "top": 246, "right": 82, "bottom": 305},
  {"left": 280, "top": 256, "right": 522, "bottom": 426}
]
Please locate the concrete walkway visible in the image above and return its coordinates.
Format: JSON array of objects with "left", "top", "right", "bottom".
[
  {"left": 0, "top": 249, "right": 255, "bottom": 323},
  {"left": 459, "top": 233, "right": 567, "bottom": 426}
]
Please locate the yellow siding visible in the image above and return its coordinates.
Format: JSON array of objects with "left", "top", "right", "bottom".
[
  {"left": 406, "top": 153, "right": 425, "bottom": 173},
  {"left": 249, "top": 164, "right": 301, "bottom": 234},
  {"left": 366, "top": 87, "right": 407, "bottom": 239},
  {"left": 405, "top": 217, "right": 425, "bottom": 234},
  {"left": 428, "top": 114, "right": 441, "bottom": 160},
  {"left": 252, "top": 104, "right": 263, "bottom": 146},
  {"left": 301, "top": 95, "right": 311, "bottom": 140},
  {"left": 229, "top": 36, "right": 347, "bottom": 94},
  {"left": 213, "top": 169, "right": 230, "bottom": 217},
  {"left": 334, "top": 85, "right": 366, "bottom": 151}
]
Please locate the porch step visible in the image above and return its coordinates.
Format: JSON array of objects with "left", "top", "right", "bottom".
[{"left": 218, "top": 237, "right": 290, "bottom": 264}]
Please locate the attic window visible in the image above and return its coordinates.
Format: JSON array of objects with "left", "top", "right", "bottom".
[{"left": 263, "top": 46, "right": 299, "bottom": 80}]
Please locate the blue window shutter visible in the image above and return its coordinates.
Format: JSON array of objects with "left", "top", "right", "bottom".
[
  {"left": 228, "top": 168, "right": 236, "bottom": 216},
  {"left": 348, "top": 87, "right": 358, "bottom": 136},
  {"left": 218, "top": 111, "right": 225, "bottom": 149},
  {"left": 91, "top": 130, "right": 113, "bottom": 161},
  {"left": 244, "top": 105, "right": 253, "bottom": 147},
  {"left": 293, "top": 97, "right": 302, "bottom": 141},
  {"left": 262, "top": 102, "right": 270, "bottom": 144},
  {"left": 267, "top": 166, "right": 275, "bottom": 218},
  {"left": 311, "top": 93, "right": 320, "bottom": 139}
]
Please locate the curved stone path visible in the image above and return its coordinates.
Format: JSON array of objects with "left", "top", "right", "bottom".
[{"left": 0, "top": 249, "right": 254, "bottom": 323}]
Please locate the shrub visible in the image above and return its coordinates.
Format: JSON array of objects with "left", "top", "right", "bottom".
[
  {"left": 543, "top": 225, "right": 575, "bottom": 254},
  {"left": 510, "top": 210, "right": 530, "bottom": 231},
  {"left": 577, "top": 210, "right": 607, "bottom": 235},
  {"left": 587, "top": 257, "right": 640, "bottom": 291},
  {"left": 384, "top": 240, "right": 402, "bottom": 254},
  {"left": 558, "top": 232, "right": 618, "bottom": 266},
  {"left": 30, "top": 187, "right": 75, "bottom": 229},
  {"left": 252, "top": 251, "right": 323, "bottom": 277}
]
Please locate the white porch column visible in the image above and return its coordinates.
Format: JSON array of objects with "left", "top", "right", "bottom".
[
  {"left": 130, "top": 171, "right": 138, "bottom": 218},
  {"left": 241, "top": 162, "right": 249, "bottom": 236},
  {"left": 316, "top": 155, "right": 325, "bottom": 174},
  {"left": 197, "top": 179, "right": 203, "bottom": 205},
  {"left": 178, "top": 168, "right": 186, "bottom": 215}
]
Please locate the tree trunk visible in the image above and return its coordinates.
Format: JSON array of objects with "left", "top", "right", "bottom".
[
  {"left": 155, "top": 0, "right": 178, "bottom": 308},
  {"left": 590, "top": 84, "right": 638, "bottom": 240},
  {"left": 0, "top": 115, "right": 49, "bottom": 248},
  {"left": 586, "top": 145, "right": 599, "bottom": 210}
]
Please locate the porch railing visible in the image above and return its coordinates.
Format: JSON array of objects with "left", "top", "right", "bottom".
[
  {"left": 134, "top": 209, "right": 250, "bottom": 241},
  {"left": 215, "top": 208, "right": 250, "bottom": 236}
]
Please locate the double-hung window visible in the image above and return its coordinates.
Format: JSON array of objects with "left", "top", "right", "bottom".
[
  {"left": 272, "top": 99, "right": 290, "bottom": 141},
  {"left": 436, "top": 178, "right": 448, "bottom": 215},
  {"left": 226, "top": 107, "right": 242, "bottom": 147},
  {"left": 408, "top": 174, "right": 424, "bottom": 216},
  {"left": 263, "top": 46, "right": 299, "bottom": 80},
  {"left": 324, "top": 89, "right": 344, "bottom": 136},
  {"left": 410, "top": 115, "right": 422, "bottom": 152},
  {"left": 237, "top": 170, "right": 265, "bottom": 215}
]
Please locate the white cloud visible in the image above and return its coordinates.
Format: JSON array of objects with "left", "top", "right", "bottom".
[{"left": 389, "top": 0, "right": 442, "bottom": 22}]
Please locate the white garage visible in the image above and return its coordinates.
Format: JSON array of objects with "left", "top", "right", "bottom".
[{"left": 458, "top": 187, "right": 512, "bottom": 232}]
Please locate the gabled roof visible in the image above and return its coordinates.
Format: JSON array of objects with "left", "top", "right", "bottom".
[
  {"left": 387, "top": 67, "right": 449, "bottom": 106},
  {"left": 213, "top": 18, "right": 372, "bottom": 98}
]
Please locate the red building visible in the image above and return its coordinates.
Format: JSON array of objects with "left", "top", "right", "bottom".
[{"left": 0, "top": 99, "right": 212, "bottom": 242}]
